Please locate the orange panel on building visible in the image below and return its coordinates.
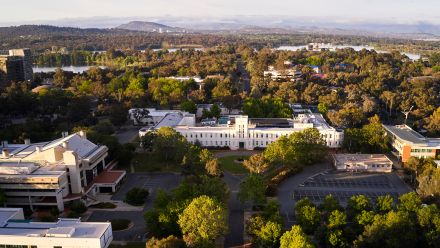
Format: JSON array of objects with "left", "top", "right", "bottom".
[{"left": 402, "top": 146, "right": 412, "bottom": 162}]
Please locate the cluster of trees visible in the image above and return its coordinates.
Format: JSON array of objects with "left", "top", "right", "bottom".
[
  {"left": 141, "top": 127, "right": 221, "bottom": 176},
  {"left": 405, "top": 157, "right": 440, "bottom": 204},
  {"left": 144, "top": 177, "right": 229, "bottom": 247},
  {"left": 343, "top": 115, "right": 390, "bottom": 153},
  {"left": 285, "top": 192, "right": 440, "bottom": 248},
  {"left": 243, "top": 97, "right": 292, "bottom": 118},
  {"left": 240, "top": 45, "right": 440, "bottom": 133}
]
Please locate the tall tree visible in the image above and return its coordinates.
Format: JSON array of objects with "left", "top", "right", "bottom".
[{"left": 178, "top": 196, "right": 227, "bottom": 247}]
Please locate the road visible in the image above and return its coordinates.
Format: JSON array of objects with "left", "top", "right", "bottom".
[
  {"left": 223, "top": 172, "right": 247, "bottom": 247},
  {"left": 236, "top": 57, "right": 251, "bottom": 93}
]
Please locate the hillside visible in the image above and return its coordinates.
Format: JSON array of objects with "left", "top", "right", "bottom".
[{"left": 116, "top": 21, "right": 186, "bottom": 33}]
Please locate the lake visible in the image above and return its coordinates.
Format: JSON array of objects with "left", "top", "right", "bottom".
[
  {"left": 33, "top": 65, "right": 107, "bottom": 73},
  {"left": 276, "top": 44, "right": 421, "bottom": 60}
]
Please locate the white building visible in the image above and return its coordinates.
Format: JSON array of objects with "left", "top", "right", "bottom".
[
  {"left": 263, "top": 66, "right": 302, "bottom": 81},
  {"left": 0, "top": 208, "right": 113, "bottom": 248},
  {"left": 140, "top": 111, "right": 343, "bottom": 150},
  {"left": 168, "top": 76, "right": 204, "bottom": 90},
  {"left": 332, "top": 154, "right": 393, "bottom": 173},
  {"left": 0, "top": 132, "right": 126, "bottom": 211}
]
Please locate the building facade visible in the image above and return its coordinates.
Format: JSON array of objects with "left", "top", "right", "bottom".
[
  {"left": 0, "top": 208, "right": 113, "bottom": 248},
  {"left": 139, "top": 109, "right": 344, "bottom": 150},
  {"left": 0, "top": 131, "right": 126, "bottom": 211},
  {"left": 383, "top": 124, "right": 440, "bottom": 163},
  {"left": 0, "top": 49, "right": 33, "bottom": 82}
]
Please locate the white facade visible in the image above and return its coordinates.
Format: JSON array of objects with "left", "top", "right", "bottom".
[
  {"left": 333, "top": 154, "right": 393, "bottom": 173},
  {"left": 0, "top": 208, "right": 112, "bottom": 248},
  {"left": 0, "top": 132, "right": 126, "bottom": 211},
  {"left": 175, "top": 114, "right": 343, "bottom": 150}
]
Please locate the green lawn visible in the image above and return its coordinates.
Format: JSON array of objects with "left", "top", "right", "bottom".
[
  {"left": 218, "top": 155, "right": 250, "bottom": 174},
  {"left": 130, "top": 152, "right": 182, "bottom": 172}
]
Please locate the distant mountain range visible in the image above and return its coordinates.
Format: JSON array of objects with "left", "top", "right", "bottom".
[
  {"left": 1, "top": 16, "right": 440, "bottom": 40},
  {"left": 116, "top": 21, "right": 186, "bottom": 33}
]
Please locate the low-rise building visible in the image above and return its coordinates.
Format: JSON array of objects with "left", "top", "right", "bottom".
[
  {"left": 0, "top": 132, "right": 126, "bottom": 211},
  {"left": 333, "top": 154, "right": 393, "bottom": 173},
  {"left": 0, "top": 208, "right": 112, "bottom": 248},
  {"left": 263, "top": 66, "right": 302, "bottom": 81},
  {"left": 383, "top": 124, "right": 440, "bottom": 163}
]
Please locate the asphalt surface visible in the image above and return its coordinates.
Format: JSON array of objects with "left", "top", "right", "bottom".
[
  {"left": 88, "top": 210, "right": 147, "bottom": 241},
  {"left": 89, "top": 172, "right": 182, "bottom": 241},
  {"left": 223, "top": 172, "right": 247, "bottom": 248},
  {"left": 114, "top": 126, "right": 140, "bottom": 144},
  {"left": 276, "top": 162, "right": 412, "bottom": 228},
  {"left": 236, "top": 58, "right": 251, "bottom": 93}
]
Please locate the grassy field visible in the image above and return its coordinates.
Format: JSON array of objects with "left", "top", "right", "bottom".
[
  {"left": 218, "top": 155, "right": 250, "bottom": 174},
  {"left": 130, "top": 152, "right": 182, "bottom": 172}
]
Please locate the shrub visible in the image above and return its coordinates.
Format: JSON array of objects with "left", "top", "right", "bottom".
[
  {"left": 70, "top": 201, "right": 87, "bottom": 214},
  {"left": 266, "top": 166, "right": 302, "bottom": 196},
  {"left": 90, "top": 202, "right": 117, "bottom": 209},
  {"left": 49, "top": 207, "right": 60, "bottom": 217},
  {"left": 125, "top": 187, "right": 149, "bottom": 206}
]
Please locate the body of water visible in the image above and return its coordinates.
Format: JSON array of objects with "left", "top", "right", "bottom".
[
  {"left": 276, "top": 44, "right": 421, "bottom": 61},
  {"left": 33, "top": 65, "right": 107, "bottom": 73}
]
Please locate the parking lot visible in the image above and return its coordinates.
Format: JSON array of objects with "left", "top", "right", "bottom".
[
  {"left": 301, "top": 175, "right": 394, "bottom": 189},
  {"left": 293, "top": 189, "right": 400, "bottom": 202},
  {"left": 294, "top": 171, "right": 409, "bottom": 203},
  {"left": 277, "top": 163, "right": 412, "bottom": 226}
]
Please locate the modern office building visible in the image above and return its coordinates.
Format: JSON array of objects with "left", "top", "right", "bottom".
[
  {"left": 0, "top": 131, "right": 126, "bottom": 211},
  {"left": 0, "top": 208, "right": 113, "bottom": 248},
  {"left": 332, "top": 154, "right": 393, "bottom": 173},
  {"left": 140, "top": 108, "right": 344, "bottom": 150},
  {"left": 383, "top": 124, "right": 440, "bottom": 163},
  {"left": 0, "top": 49, "right": 33, "bottom": 82}
]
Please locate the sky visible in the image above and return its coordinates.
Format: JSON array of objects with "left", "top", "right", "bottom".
[{"left": 1, "top": 0, "right": 440, "bottom": 24}]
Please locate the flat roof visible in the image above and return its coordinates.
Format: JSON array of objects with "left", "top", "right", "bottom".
[
  {"left": 0, "top": 212, "right": 110, "bottom": 239},
  {"left": 333, "top": 154, "right": 392, "bottom": 165},
  {"left": 383, "top": 124, "right": 440, "bottom": 146},
  {"left": 154, "top": 112, "right": 185, "bottom": 129},
  {"left": 249, "top": 118, "right": 293, "bottom": 128}
]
